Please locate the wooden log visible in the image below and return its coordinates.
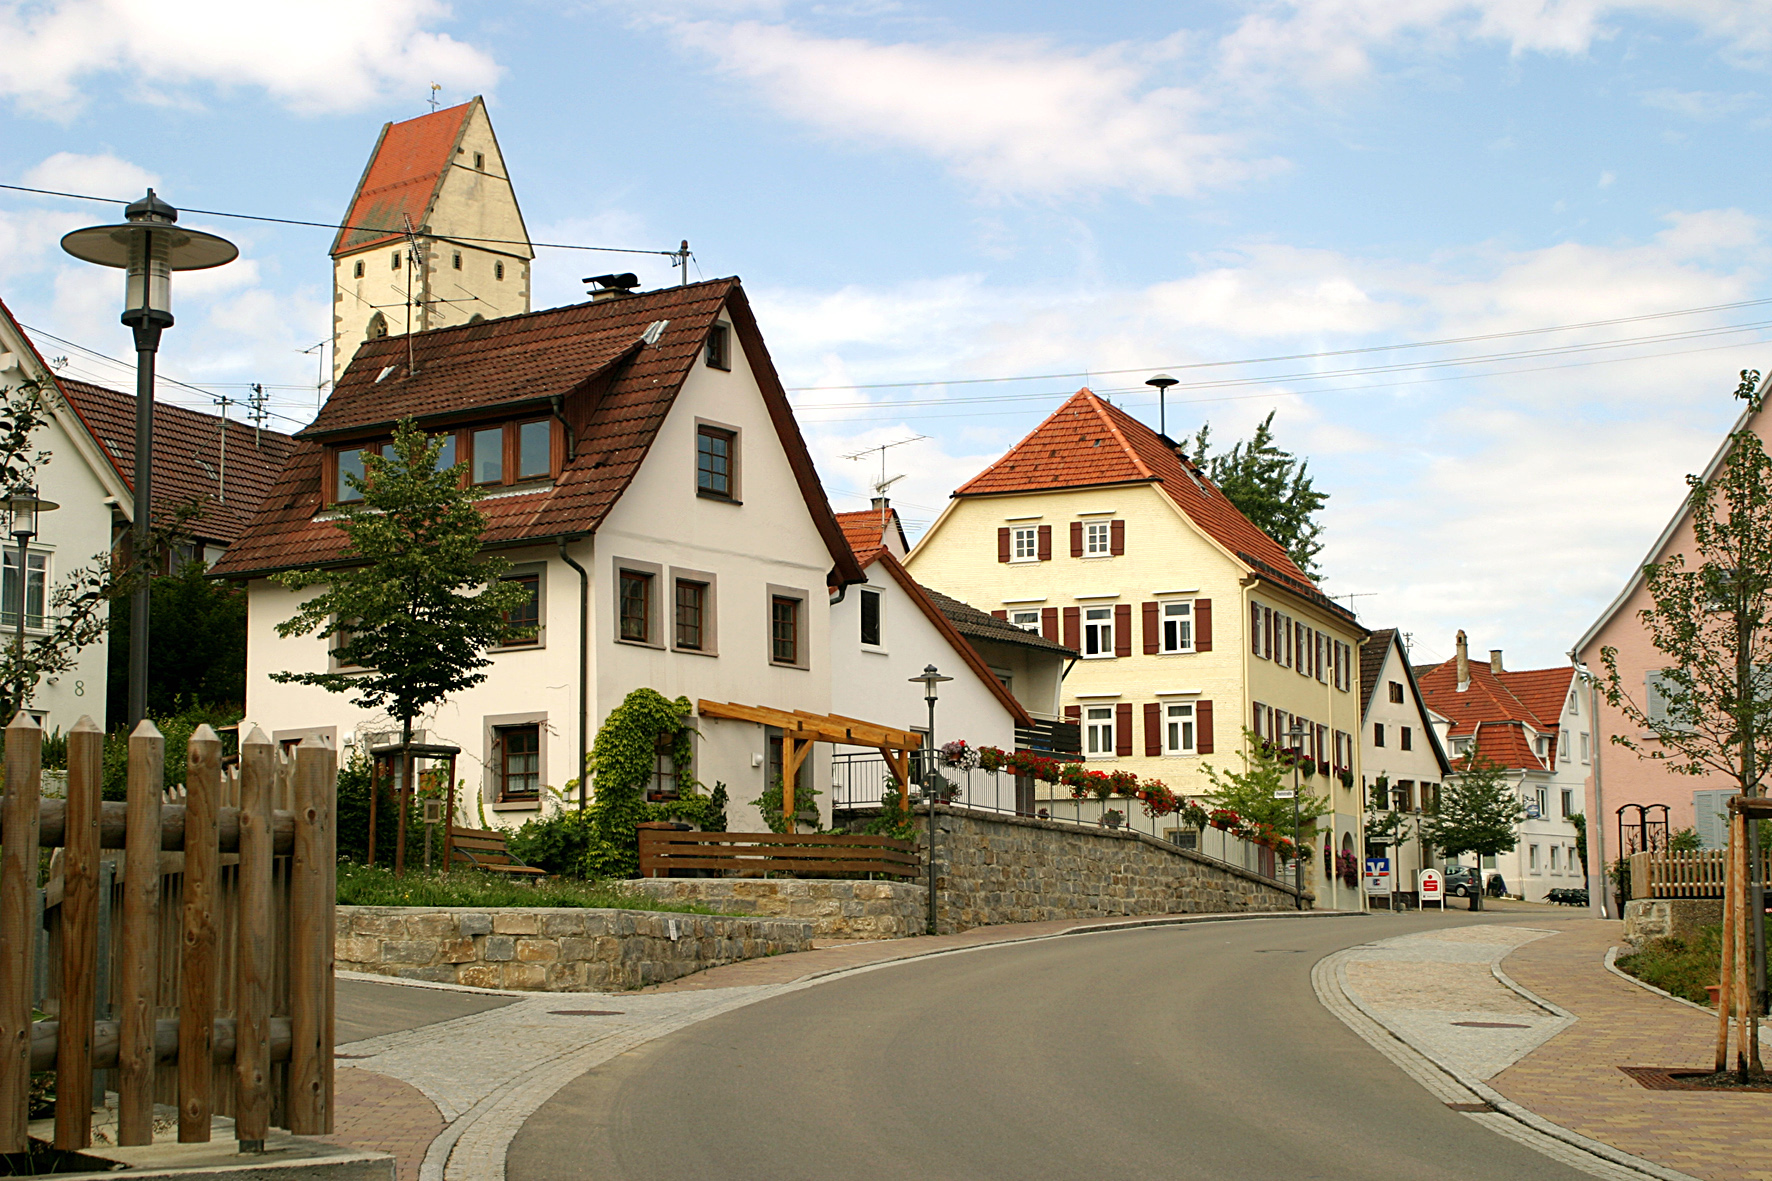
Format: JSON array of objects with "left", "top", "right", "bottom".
[
  {"left": 117, "top": 720, "right": 164, "bottom": 1145},
  {"left": 53, "top": 717, "right": 103, "bottom": 1150},
  {"left": 234, "top": 728, "right": 274, "bottom": 1145},
  {"left": 0, "top": 712, "right": 43, "bottom": 1153},
  {"left": 178, "top": 725, "right": 221, "bottom": 1142},
  {"left": 32, "top": 1015, "right": 295, "bottom": 1072},
  {"left": 287, "top": 736, "right": 334, "bottom": 1134},
  {"left": 12, "top": 798, "right": 296, "bottom": 854}
]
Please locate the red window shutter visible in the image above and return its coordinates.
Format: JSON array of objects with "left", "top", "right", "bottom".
[
  {"left": 1037, "top": 524, "right": 1052, "bottom": 561},
  {"left": 1110, "top": 519, "right": 1125, "bottom": 555},
  {"left": 1114, "top": 604, "right": 1132, "bottom": 658},
  {"left": 1250, "top": 603, "right": 1261, "bottom": 656},
  {"left": 1115, "top": 703, "right": 1133, "bottom": 756},
  {"left": 992, "top": 609, "right": 1008, "bottom": 620},
  {"left": 1064, "top": 705, "right": 1081, "bottom": 723},
  {"left": 1252, "top": 701, "right": 1264, "bottom": 740},
  {"left": 1069, "top": 521, "right": 1084, "bottom": 557},
  {"left": 1195, "top": 598, "right": 1212, "bottom": 651},
  {"left": 1041, "top": 607, "right": 1059, "bottom": 642},
  {"left": 1196, "top": 700, "right": 1214, "bottom": 754},
  {"left": 1063, "top": 607, "right": 1080, "bottom": 650},
  {"left": 997, "top": 527, "right": 1011, "bottom": 563},
  {"left": 1143, "top": 601, "right": 1160, "bottom": 654},
  {"left": 1145, "top": 702, "right": 1162, "bottom": 756}
]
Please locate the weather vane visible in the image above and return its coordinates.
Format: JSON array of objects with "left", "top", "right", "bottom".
[{"left": 428, "top": 83, "right": 441, "bottom": 113}]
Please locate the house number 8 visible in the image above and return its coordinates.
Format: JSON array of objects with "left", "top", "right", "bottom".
[{"left": 73, "top": 681, "right": 84, "bottom": 696}]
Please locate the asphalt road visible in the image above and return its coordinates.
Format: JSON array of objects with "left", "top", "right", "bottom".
[
  {"left": 507, "top": 911, "right": 1596, "bottom": 1181},
  {"left": 336, "top": 976, "right": 518, "bottom": 1044}
]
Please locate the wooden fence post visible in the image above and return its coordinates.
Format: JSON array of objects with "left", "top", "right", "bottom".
[
  {"left": 117, "top": 720, "right": 163, "bottom": 1145},
  {"left": 0, "top": 712, "right": 42, "bottom": 1153},
  {"left": 53, "top": 717, "right": 103, "bottom": 1149},
  {"left": 179, "top": 725, "right": 222, "bottom": 1142},
  {"left": 235, "top": 727, "right": 275, "bottom": 1150},
  {"left": 288, "top": 736, "right": 335, "bottom": 1134}
]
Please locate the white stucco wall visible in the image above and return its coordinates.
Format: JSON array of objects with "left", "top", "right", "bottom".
[{"left": 1359, "top": 638, "right": 1447, "bottom": 898}]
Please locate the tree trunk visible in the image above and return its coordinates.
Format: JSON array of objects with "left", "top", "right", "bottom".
[{"left": 394, "top": 716, "right": 413, "bottom": 878}]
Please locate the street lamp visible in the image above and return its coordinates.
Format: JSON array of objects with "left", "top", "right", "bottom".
[
  {"left": 1285, "top": 724, "right": 1306, "bottom": 909},
  {"left": 909, "top": 664, "right": 953, "bottom": 935},
  {"left": 0, "top": 486, "right": 56, "bottom": 718},
  {"left": 61, "top": 190, "right": 237, "bottom": 726},
  {"left": 1145, "top": 373, "right": 1179, "bottom": 438}
]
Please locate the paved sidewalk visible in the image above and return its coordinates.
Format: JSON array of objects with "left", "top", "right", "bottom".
[{"left": 1492, "top": 921, "right": 1772, "bottom": 1181}]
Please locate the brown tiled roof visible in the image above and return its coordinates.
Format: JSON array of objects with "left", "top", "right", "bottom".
[
  {"left": 918, "top": 582, "right": 1077, "bottom": 658},
  {"left": 331, "top": 101, "right": 473, "bottom": 257},
  {"left": 1454, "top": 721, "right": 1545, "bottom": 773},
  {"left": 953, "top": 388, "right": 1315, "bottom": 589},
  {"left": 209, "top": 279, "right": 865, "bottom": 587},
  {"left": 1360, "top": 628, "right": 1397, "bottom": 715},
  {"left": 835, "top": 505, "right": 909, "bottom": 557},
  {"left": 55, "top": 378, "right": 295, "bottom": 547}
]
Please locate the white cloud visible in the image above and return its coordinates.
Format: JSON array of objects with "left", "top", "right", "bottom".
[
  {"left": 0, "top": 0, "right": 500, "bottom": 116},
  {"left": 1640, "top": 87, "right": 1760, "bottom": 119},
  {"left": 667, "top": 20, "right": 1282, "bottom": 200}
]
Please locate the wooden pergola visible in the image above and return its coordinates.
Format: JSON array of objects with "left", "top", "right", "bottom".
[{"left": 696, "top": 701, "right": 924, "bottom": 816}]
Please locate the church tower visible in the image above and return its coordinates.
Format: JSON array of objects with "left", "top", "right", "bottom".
[{"left": 330, "top": 97, "right": 533, "bottom": 384}]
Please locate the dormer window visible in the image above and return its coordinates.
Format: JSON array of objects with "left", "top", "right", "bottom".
[
  {"left": 327, "top": 419, "right": 557, "bottom": 507},
  {"left": 472, "top": 426, "right": 504, "bottom": 485},
  {"left": 706, "top": 324, "right": 731, "bottom": 371},
  {"left": 334, "top": 444, "right": 376, "bottom": 503}
]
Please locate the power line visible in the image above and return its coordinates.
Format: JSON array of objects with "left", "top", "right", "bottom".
[{"left": 0, "top": 181, "right": 683, "bottom": 259}]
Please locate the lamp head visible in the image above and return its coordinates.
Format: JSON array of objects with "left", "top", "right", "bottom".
[
  {"left": 1, "top": 485, "right": 57, "bottom": 541},
  {"left": 908, "top": 663, "right": 954, "bottom": 698},
  {"left": 1145, "top": 373, "right": 1179, "bottom": 392},
  {"left": 60, "top": 190, "right": 238, "bottom": 331}
]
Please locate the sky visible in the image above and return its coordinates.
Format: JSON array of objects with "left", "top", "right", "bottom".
[{"left": 5, "top": 0, "right": 1772, "bottom": 671}]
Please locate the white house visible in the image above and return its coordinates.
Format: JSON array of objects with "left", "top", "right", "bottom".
[
  {"left": 1358, "top": 628, "right": 1451, "bottom": 904},
  {"left": 212, "top": 278, "right": 876, "bottom": 833}
]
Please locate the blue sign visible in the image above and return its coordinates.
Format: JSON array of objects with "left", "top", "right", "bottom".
[{"left": 1363, "top": 857, "right": 1392, "bottom": 894}]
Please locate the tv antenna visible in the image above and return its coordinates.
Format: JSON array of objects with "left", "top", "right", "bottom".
[
  {"left": 1328, "top": 591, "right": 1378, "bottom": 615},
  {"left": 247, "top": 383, "right": 270, "bottom": 445},
  {"left": 841, "top": 435, "right": 928, "bottom": 500}
]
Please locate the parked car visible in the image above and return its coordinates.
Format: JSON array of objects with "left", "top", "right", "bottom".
[{"left": 1444, "top": 866, "right": 1481, "bottom": 897}]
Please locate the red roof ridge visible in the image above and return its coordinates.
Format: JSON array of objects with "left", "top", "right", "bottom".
[{"left": 1082, "top": 389, "right": 1158, "bottom": 481}]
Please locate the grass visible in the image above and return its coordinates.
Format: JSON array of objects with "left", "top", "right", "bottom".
[
  {"left": 335, "top": 862, "right": 718, "bottom": 914},
  {"left": 1614, "top": 917, "right": 1772, "bottom": 1006}
]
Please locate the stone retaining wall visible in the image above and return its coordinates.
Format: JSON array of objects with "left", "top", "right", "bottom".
[
  {"left": 335, "top": 905, "right": 814, "bottom": 991},
  {"left": 1623, "top": 897, "right": 1724, "bottom": 944},
  {"left": 627, "top": 879, "right": 925, "bottom": 940},
  {"left": 906, "top": 805, "right": 1302, "bottom": 933}
]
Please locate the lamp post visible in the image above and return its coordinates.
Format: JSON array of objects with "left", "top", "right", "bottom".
[
  {"left": 61, "top": 190, "right": 237, "bottom": 726},
  {"left": 910, "top": 664, "right": 952, "bottom": 935},
  {"left": 1285, "top": 724, "right": 1306, "bottom": 909},
  {"left": 0, "top": 486, "right": 56, "bottom": 719},
  {"left": 1145, "top": 373, "right": 1179, "bottom": 438}
]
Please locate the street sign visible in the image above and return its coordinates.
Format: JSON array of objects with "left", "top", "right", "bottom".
[
  {"left": 1364, "top": 857, "right": 1391, "bottom": 895},
  {"left": 1274, "top": 788, "right": 1296, "bottom": 799},
  {"left": 1419, "top": 868, "right": 1444, "bottom": 911}
]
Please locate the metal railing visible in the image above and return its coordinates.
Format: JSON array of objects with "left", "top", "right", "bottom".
[{"left": 828, "top": 753, "right": 1287, "bottom": 884}]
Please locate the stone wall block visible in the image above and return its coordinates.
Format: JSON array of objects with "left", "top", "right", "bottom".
[
  {"left": 493, "top": 913, "right": 540, "bottom": 935},
  {"left": 408, "top": 913, "right": 460, "bottom": 939},
  {"left": 482, "top": 934, "right": 516, "bottom": 962},
  {"left": 457, "top": 912, "right": 494, "bottom": 937},
  {"left": 380, "top": 939, "right": 439, "bottom": 964}
]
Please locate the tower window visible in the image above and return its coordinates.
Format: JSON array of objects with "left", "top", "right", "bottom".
[
  {"left": 366, "top": 311, "right": 388, "bottom": 340},
  {"left": 474, "top": 151, "right": 485, "bottom": 170},
  {"left": 452, "top": 251, "right": 462, "bottom": 270},
  {"left": 495, "top": 261, "right": 505, "bottom": 280},
  {"left": 353, "top": 259, "right": 364, "bottom": 279},
  {"left": 391, "top": 250, "right": 401, "bottom": 270}
]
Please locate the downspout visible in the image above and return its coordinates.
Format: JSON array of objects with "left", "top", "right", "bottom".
[
  {"left": 1572, "top": 650, "right": 1608, "bottom": 919},
  {"left": 559, "top": 537, "right": 590, "bottom": 811},
  {"left": 550, "top": 395, "right": 575, "bottom": 462}
]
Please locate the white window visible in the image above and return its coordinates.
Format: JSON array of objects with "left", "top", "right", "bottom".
[
  {"left": 1084, "top": 521, "right": 1111, "bottom": 555},
  {"left": 1012, "top": 527, "right": 1038, "bottom": 560},
  {"left": 1161, "top": 600, "right": 1193, "bottom": 653},
  {"left": 1529, "top": 844, "right": 1541, "bottom": 873},
  {"left": 1561, "top": 788, "right": 1574, "bottom": 817},
  {"left": 1558, "top": 730, "right": 1569, "bottom": 762},
  {"left": 1, "top": 550, "right": 46, "bottom": 630},
  {"left": 1011, "top": 610, "right": 1041, "bottom": 633},
  {"left": 1550, "top": 846, "right": 1561, "bottom": 873},
  {"left": 1569, "top": 689, "right": 1580, "bottom": 716},
  {"left": 1083, "top": 606, "right": 1113, "bottom": 657},
  {"left": 1536, "top": 786, "right": 1548, "bottom": 817},
  {"left": 1085, "top": 706, "right": 1115, "bottom": 757},
  {"left": 1536, "top": 736, "right": 1549, "bottom": 758},
  {"left": 1580, "top": 732, "right": 1591, "bottom": 763},
  {"left": 1165, "top": 702, "right": 1196, "bottom": 755}
]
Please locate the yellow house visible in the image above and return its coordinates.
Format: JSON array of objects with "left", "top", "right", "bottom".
[{"left": 906, "top": 389, "right": 1368, "bottom": 904}]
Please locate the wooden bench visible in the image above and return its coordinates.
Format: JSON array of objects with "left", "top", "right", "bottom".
[
  {"left": 448, "top": 826, "right": 546, "bottom": 876},
  {"left": 638, "top": 830, "right": 919, "bottom": 879}
]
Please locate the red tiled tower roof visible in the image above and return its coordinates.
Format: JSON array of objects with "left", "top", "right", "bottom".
[
  {"left": 331, "top": 101, "right": 474, "bottom": 258},
  {"left": 1416, "top": 656, "right": 1565, "bottom": 771}
]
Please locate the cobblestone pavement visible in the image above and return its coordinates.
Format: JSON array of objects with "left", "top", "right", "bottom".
[
  {"left": 1492, "top": 920, "right": 1772, "bottom": 1181},
  {"left": 328, "top": 908, "right": 1351, "bottom": 1181}
]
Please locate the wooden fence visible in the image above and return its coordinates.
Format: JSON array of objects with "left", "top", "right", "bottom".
[
  {"left": 638, "top": 830, "right": 919, "bottom": 879},
  {"left": 1632, "top": 848, "right": 1772, "bottom": 898},
  {"left": 0, "top": 714, "right": 335, "bottom": 1155}
]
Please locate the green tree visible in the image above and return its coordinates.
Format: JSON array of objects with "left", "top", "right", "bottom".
[
  {"left": 107, "top": 557, "right": 247, "bottom": 721},
  {"left": 1190, "top": 411, "right": 1329, "bottom": 577},
  {"left": 1200, "top": 729, "right": 1330, "bottom": 838},
  {"left": 1421, "top": 755, "right": 1526, "bottom": 910},
  {"left": 271, "top": 418, "right": 528, "bottom": 786},
  {"left": 1568, "top": 811, "right": 1588, "bottom": 878}
]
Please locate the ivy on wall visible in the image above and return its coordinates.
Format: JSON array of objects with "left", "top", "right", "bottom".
[{"left": 581, "top": 688, "right": 726, "bottom": 879}]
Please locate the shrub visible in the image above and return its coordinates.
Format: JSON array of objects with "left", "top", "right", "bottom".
[
  {"left": 335, "top": 862, "right": 716, "bottom": 912},
  {"left": 507, "top": 809, "right": 594, "bottom": 876}
]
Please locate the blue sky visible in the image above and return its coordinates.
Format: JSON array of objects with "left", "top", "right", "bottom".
[{"left": 5, "top": 1, "right": 1772, "bottom": 670}]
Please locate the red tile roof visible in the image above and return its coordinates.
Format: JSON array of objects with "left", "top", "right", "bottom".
[
  {"left": 1497, "top": 667, "right": 1574, "bottom": 730},
  {"left": 1416, "top": 655, "right": 1562, "bottom": 771},
  {"left": 209, "top": 279, "right": 865, "bottom": 588},
  {"left": 835, "top": 505, "right": 908, "bottom": 558},
  {"left": 54, "top": 378, "right": 295, "bottom": 547},
  {"left": 331, "top": 101, "right": 473, "bottom": 258},
  {"left": 953, "top": 389, "right": 1332, "bottom": 608}
]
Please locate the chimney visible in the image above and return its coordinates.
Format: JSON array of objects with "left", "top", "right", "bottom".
[
  {"left": 1490, "top": 649, "right": 1503, "bottom": 674},
  {"left": 1456, "top": 630, "right": 1469, "bottom": 692},
  {"left": 871, "top": 497, "right": 890, "bottom": 511}
]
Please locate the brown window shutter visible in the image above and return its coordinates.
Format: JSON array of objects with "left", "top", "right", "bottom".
[
  {"left": 1110, "top": 519, "right": 1125, "bottom": 555},
  {"left": 1143, "top": 601, "right": 1160, "bottom": 654},
  {"left": 992, "top": 609, "right": 1008, "bottom": 621},
  {"left": 1195, "top": 599, "right": 1212, "bottom": 651},
  {"left": 1115, "top": 703, "right": 1133, "bottom": 756},
  {"left": 1144, "top": 702, "right": 1161, "bottom": 756},
  {"left": 997, "top": 527, "right": 1011, "bottom": 563},
  {"left": 1037, "top": 524, "right": 1052, "bottom": 561},
  {"left": 1062, "top": 606, "right": 1080, "bottom": 650},
  {"left": 1064, "top": 705, "right": 1081, "bottom": 723},
  {"left": 1114, "top": 604, "right": 1131, "bottom": 658},
  {"left": 1196, "top": 700, "right": 1214, "bottom": 754},
  {"left": 1252, "top": 701, "right": 1263, "bottom": 739},
  {"left": 1069, "top": 521, "right": 1084, "bottom": 557},
  {"left": 1041, "top": 607, "right": 1059, "bottom": 642},
  {"left": 1250, "top": 603, "right": 1261, "bottom": 656}
]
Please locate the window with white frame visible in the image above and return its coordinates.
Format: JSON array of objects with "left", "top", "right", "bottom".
[
  {"left": 1, "top": 551, "right": 47, "bottom": 630},
  {"left": 1550, "top": 846, "right": 1561, "bottom": 873},
  {"left": 1011, "top": 610, "right": 1041, "bottom": 633},
  {"left": 1083, "top": 606, "right": 1114, "bottom": 657},
  {"left": 1536, "top": 786, "right": 1548, "bottom": 817},
  {"left": 1084, "top": 521, "right": 1111, "bottom": 555},
  {"left": 1160, "top": 600, "right": 1193, "bottom": 653},
  {"left": 1165, "top": 702, "right": 1196, "bottom": 755},
  {"left": 1561, "top": 788, "right": 1574, "bottom": 817},
  {"left": 1569, "top": 689, "right": 1580, "bottom": 716},
  {"left": 1529, "top": 844, "right": 1541, "bottom": 873},
  {"left": 1012, "top": 527, "right": 1038, "bottom": 561},
  {"left": 1084, "top": 706, "right": 1115, "bottom": 757},
  {"left": 1580, "top": 732, "right": 1591, "bottom": 763}
]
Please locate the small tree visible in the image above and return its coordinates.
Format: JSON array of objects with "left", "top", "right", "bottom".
[
  {"left": 1200, "top": 729, "right": 1330, "bottom": 838},
  {"left": 1421, "top": 755, "right": 1525, "bottom": 910},
  {"left": 1568, "top": 811, "right": 1588, "bottom": 878},
  {"left": 272, "top": 418, "right": 528, "bottom": 865},
  {"left": 107, "top": 555, "right": 247, "bottom": 719},
  {"left": 1190, "top": 411, "right": 1329, "bottom": 577}
]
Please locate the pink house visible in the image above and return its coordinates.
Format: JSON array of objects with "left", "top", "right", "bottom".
[{"left": 1572, "top": 401, "right": 1760, "bottom": 913}]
